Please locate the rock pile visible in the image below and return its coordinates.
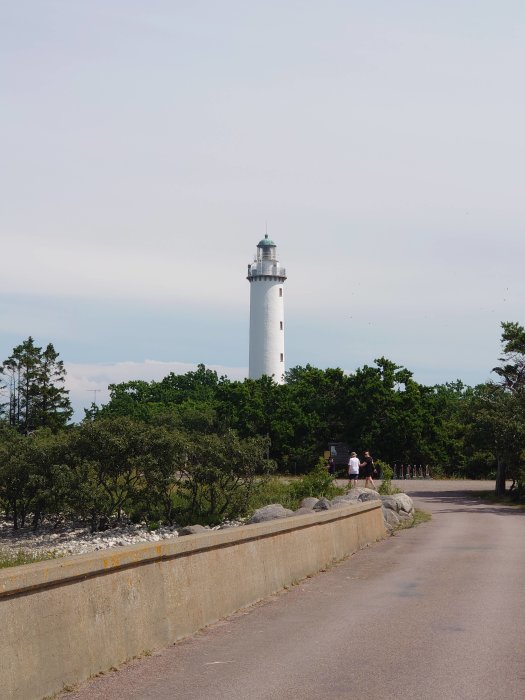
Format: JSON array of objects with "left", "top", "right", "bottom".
[{"left": 247, "top": 487, "right": 415, "bottom": 533}]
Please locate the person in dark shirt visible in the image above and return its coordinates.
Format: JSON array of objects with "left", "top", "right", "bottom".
[{"left": 360, "top": 451, "right": 376, "bottom": 490}]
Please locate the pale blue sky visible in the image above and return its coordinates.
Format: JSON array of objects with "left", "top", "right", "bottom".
[{"left": 1, "top": 1, "right": 524, "bottom": 417}]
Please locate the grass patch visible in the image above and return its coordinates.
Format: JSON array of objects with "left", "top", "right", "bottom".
[
  {"left": 0, "top": 548, "right": 60, "bottom": 569},
  {"left": 249, "top": 476, "right": 300, "bottom": 511},
  {"left": 412, "top": 508, "right": 432, "bottom": 525},
  {"left": 394, "top": 508, "right": 432, "bottom": 532}
]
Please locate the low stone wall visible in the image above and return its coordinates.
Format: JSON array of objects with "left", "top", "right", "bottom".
[{"left": 0, "top": 501, "right": 385, "bottom": 700}]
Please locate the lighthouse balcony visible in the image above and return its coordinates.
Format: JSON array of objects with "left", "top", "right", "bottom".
[{"left": 247, "top": 262, "right": 286, "bottom": 279}]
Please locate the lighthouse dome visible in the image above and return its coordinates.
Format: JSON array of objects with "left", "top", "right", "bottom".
[{"left": 257, "top": 234, "right": 276, "bottom": 247}]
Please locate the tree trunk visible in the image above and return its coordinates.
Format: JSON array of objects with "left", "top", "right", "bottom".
[
  {"left": 495, "top": 455, "right": 506, "bottom": 496},
  {"left": 32, "top": 509, "right": 41, "bottom": 530}
]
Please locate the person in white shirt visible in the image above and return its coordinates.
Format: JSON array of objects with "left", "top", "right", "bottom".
[{"left": 348, "top": 451, "right": 360, "bottom": 488}]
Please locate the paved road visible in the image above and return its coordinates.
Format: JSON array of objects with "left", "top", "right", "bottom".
[{"left": 65, "top": 481, "right": 525, "bottom": 700}]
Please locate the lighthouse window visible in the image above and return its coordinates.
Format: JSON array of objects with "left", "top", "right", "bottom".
[
  {"left": 280, "top": 321, "right": 283, "bottom": 330},
  {"left": 280, "top": 353, "right": 284, "bottom": 362},
  {"left": 279, "top": 288, "right": 283, "bottom": 297}
]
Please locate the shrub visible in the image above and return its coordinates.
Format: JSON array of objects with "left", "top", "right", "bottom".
[
  {"left": 289, "top": 458, "right": 344, "bottom": 503},
  {"left": 247, "top": 476, "right": 298, "bottom": 512},
  {"left": 175, "top": 431, "right": 274, "bottom": 526},
  {"left": 377, "top": 460, "right": 395, "bottom": 495}
]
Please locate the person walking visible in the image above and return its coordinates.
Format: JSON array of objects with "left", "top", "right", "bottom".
[
  {"left": 348, "top": 451, "right": 360, "bottom": 488},
  {"left": 360, "top": 450, "right": 376, "bottom": 490}
]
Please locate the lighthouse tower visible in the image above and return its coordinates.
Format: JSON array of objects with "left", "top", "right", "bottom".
[{"left": 247, "top": 234, "right": 287, "bottom": 383}]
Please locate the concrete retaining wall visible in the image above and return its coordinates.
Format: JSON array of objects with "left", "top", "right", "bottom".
[{"left": 0, "top": 501, "right": 385, "bottom": 700}]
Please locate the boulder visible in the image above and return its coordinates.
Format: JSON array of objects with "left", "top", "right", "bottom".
[
  {"left": 382, "top": 506, "right": 401, "bottom": 527},
  {"left": 381, "top": 495, "right": 400, "bottom": 512},
  {"left": 300, "top": 497, "right": 319, "bottom": 509},
  {"left": 247, "top": 504, "right": 294, "bottom": 524},
  {"left": 343, "top": 487, "right": 380, "bottom": 501},
  {"left": 178, "top": 524, "right": 207, "bottom": 536},
  {"left": 313, "top": 497, "right": 331, "bottom": 511},
  {"left": 391, "top": 493, "right": 415, "bottom": 514},
  {"left": 293, "top": 507, "right": 315, "bottom": 516},
  {"left": 330, "top": 495, "right": 356, "bottom": 506},
  {"left": 357, "top": 490, "right": 382, "bottom": 503},
  {"left": 338, "top": 490, "right": 361, "bottom": 502}
]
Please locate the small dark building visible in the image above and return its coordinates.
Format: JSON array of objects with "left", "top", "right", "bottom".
[{"left": 327, "top": 442, "right": 350, "bottom": 469}]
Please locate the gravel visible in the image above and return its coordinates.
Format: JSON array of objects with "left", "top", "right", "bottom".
[{"left": 0, "top": 516, "right": 244, "bottom": 559}]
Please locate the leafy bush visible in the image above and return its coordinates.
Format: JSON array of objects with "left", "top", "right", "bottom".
[
  {"left": 289, "top": 458, "right": 344, "bottom": 503},
  {"left": 247, "top": 476, "right": 298, "bottom": 512},
  {"left": 377, "top": 460, "right": 395, "bottom": 495},
  {"left": 64, "top": 417, "right": 181, "bottom": 531},
  {"left": 0, "top": 418, "right": 275, "bottom": 531},
  {"left": 175, "top": 431, "right": 274, "bottom": 526}
]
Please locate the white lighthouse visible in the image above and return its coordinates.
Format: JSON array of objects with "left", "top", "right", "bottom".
[{"left": 247, "top": 234, "right": 287, "bottom": 383}]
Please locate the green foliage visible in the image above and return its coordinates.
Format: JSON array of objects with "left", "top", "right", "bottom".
[
  {"left": 409, "top": 509, "right": 432, "bottom": 527},
  {"left": 0, "top": 426, "right": 32, "bottom": 528},
  {"left": 0, "top": 426, "right": 72, "bottom": 529},
  {"left": 65, "top": 417, "right": 184, "bottom": 531},
  {"left": 377, "top": 461, "right": 397, "bottom": 495},
  {"left": 462, "top": 322, "right": 525, "bottom": 496},
  {"left": 492, "top": 321, "right": 525, "bottom": 391},
  {"left": 176, "top": 431, "right": 273, "bottom": 526},
  {"left": 0, "top": 417, "right": 276, "bottom": 531},
  {"left": 94, "top": 359, "right": 471, "bottom": 474},
  {"left": 3, "top": 321, "right": 525, "bottom": 531},
  {"left": 0, "top": 337, "right": 72, "bottom": 433},
  {"left": 248, "top": 464, "right": 345, "bottom": 513},
  {"left": 0, "top": 548, "right": 60, "bottom": 569},
  {"left": 246, "top": 477, "right": 299, "bottom": 512},
  {"left": 289, "top": 458, "right": 343, "bottom": 503}
]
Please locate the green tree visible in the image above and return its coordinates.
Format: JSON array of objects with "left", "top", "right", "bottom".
[
  {"left": 493, "top": 321, "right": 525, "bottom": 391},
  {"left": 283, "top": 365, "right": 349, "bottom": 470},
  {"left": 68, "top": 416, "right": 178, "bottom": 531},
  {"left": 177, "top": 431, "right": 272, "bottom": 525},
  {"left": 491, "top": 321, "right": 525, "bottom": 494},
  {"left": 0, "top": 426, "right": 33, "bottom": 528},
  {"left": 88, "top": 360, "right": 477, "bottom": 477},
  {"left": 0, "top": 337, "right": 72, "bottom": 433},
  {"left": 463, "top": 322, "right": 525, "bottom": 496},
  {"left": 463, "top": 383, "right": 522, "bottom": 493},
  {"left": 422, "top": 381, "right": 471, "bottom": 473}
]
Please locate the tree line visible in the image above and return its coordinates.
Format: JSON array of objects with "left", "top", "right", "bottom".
[
  {"left": 1, "top": 323, "right": 524, "bottom": 530},
  {"left": 0, "top": 419, "right": 271, "bottom": 531}
]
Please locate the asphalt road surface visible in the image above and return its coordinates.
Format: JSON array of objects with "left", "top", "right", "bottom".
[{"left": 65, "top": 481, "right": 525, "bottom": 700}]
